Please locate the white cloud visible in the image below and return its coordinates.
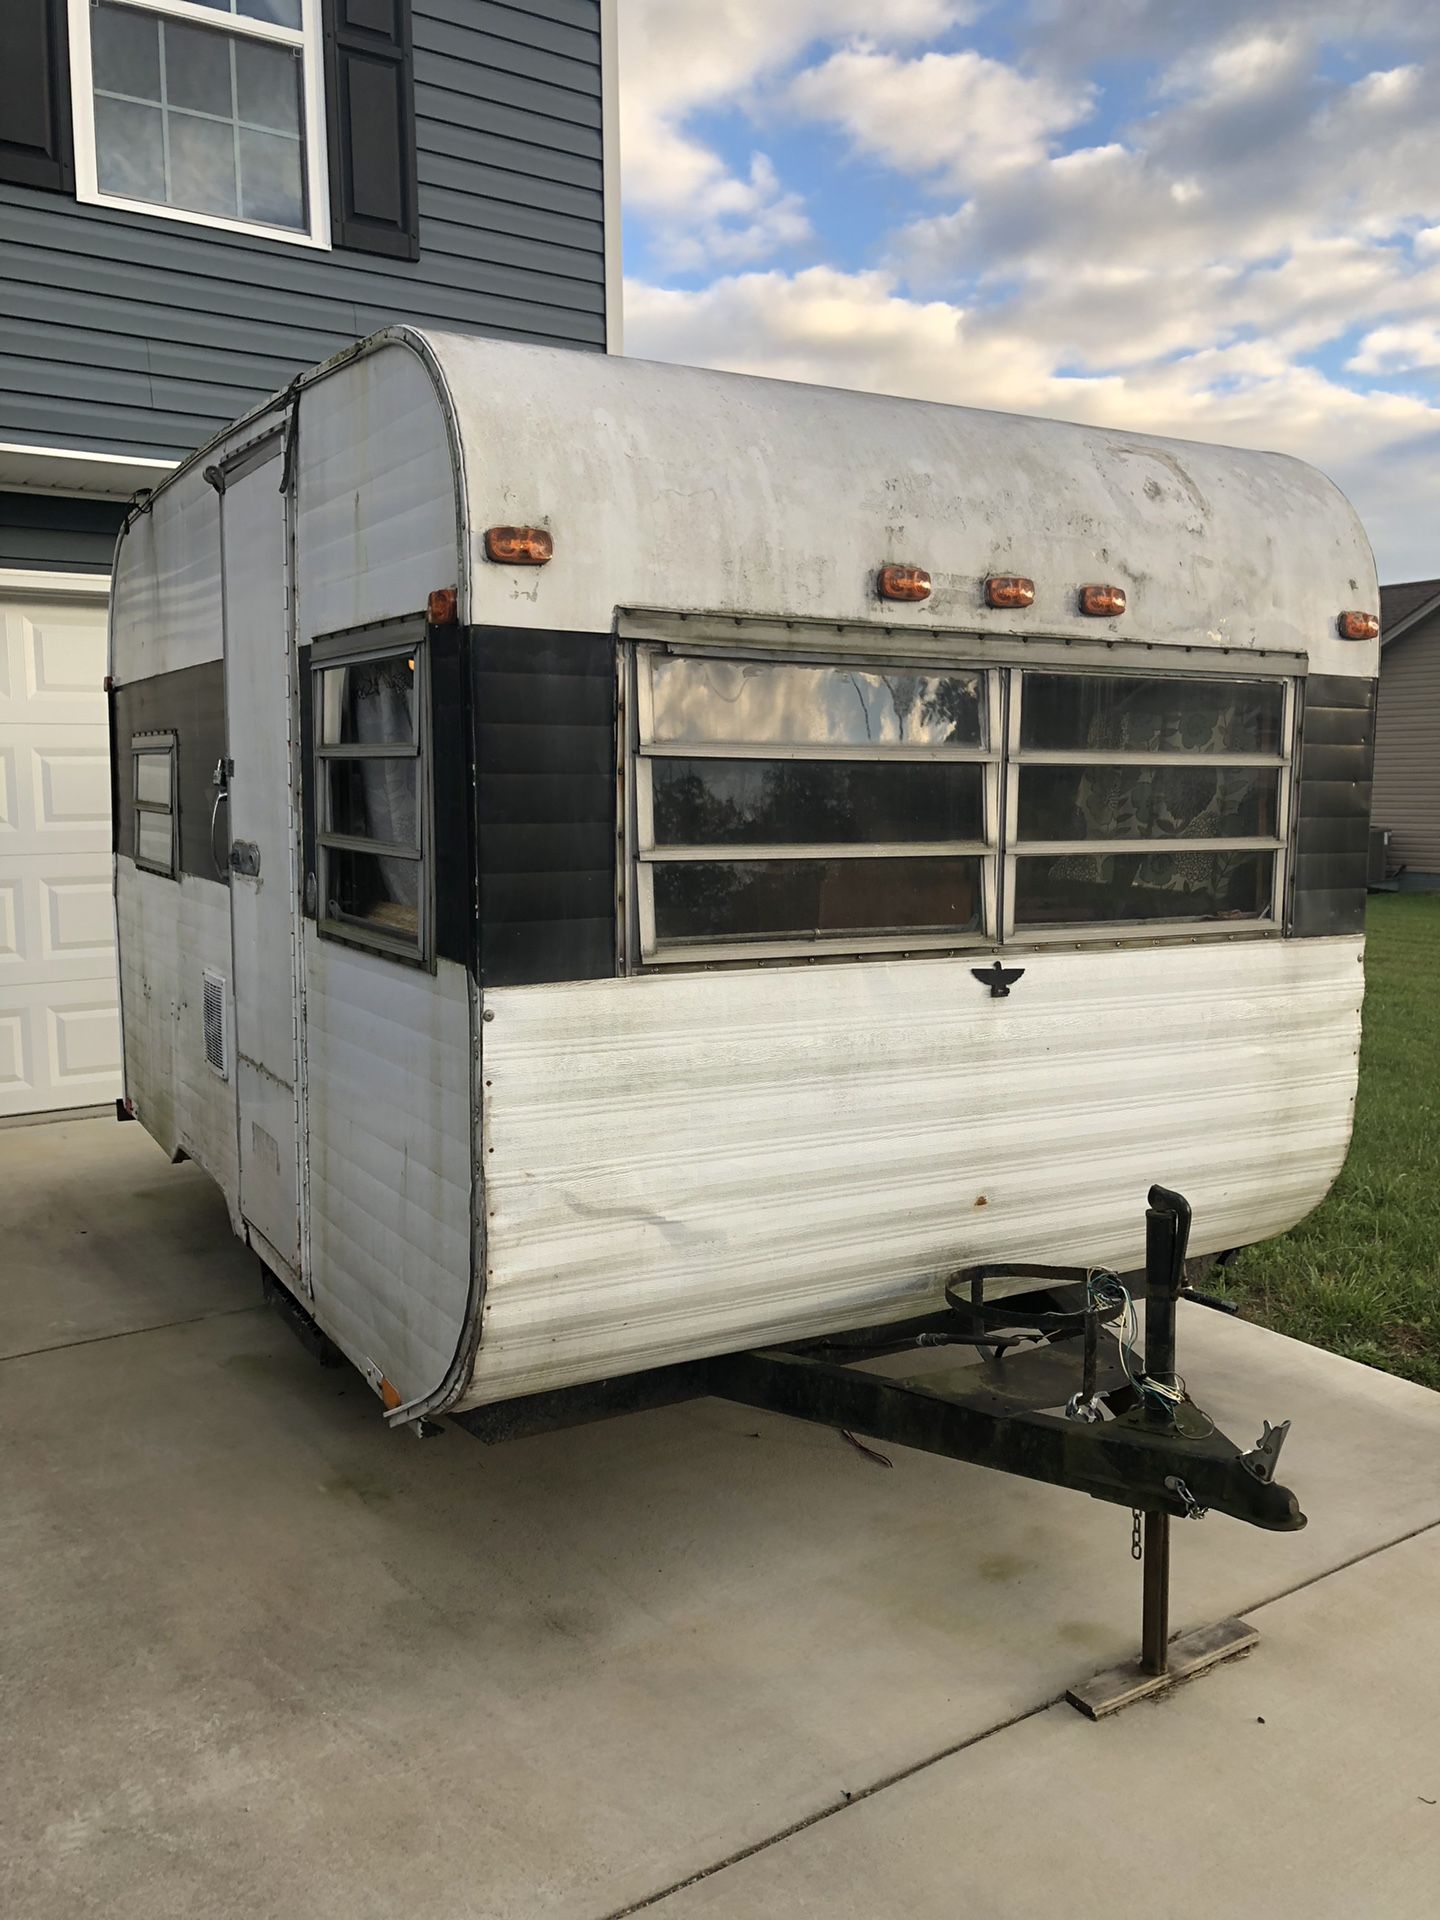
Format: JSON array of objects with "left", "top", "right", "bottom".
[
  {"left": 1023, "top": 0, "right": 1438, "bottom": 79},
  {"left": 619, "top": 3, "right": 1440, "bottom": 576},
  {"left": 887, "top": 43, "right": 1440, "bottom": 408},
  {"left": 617, "top": 0, "right": 974, "bottom": 267},
  {"left": 626, "top": 265, "right": 1440, "bottom": 578},
  {"left": 905, "top": 57, "right": 1440, "bottom": 298},
  {"left": 653, "top": 154, "right": 812, "bottom": 273},
  {"left": 1348, "top": 324, "right": 1440, "bottom": 375},
  {"left": 626, "top": 268, "right": 1040, "bottom": 406},
  {"left": 1156, "top": 28, "right": 1309, "bottom": 100},
  {"left": 789, "top": 46, "right": 1091, "bottom": 188}
]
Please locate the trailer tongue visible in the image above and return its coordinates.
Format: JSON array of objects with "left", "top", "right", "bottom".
[{"left": 455, "top": 1184, "right": 1300, "bottom": 1717}]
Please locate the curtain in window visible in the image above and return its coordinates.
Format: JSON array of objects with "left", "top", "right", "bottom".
[{"left": 353, "top": 658, "right": 418, "bottom": 907}]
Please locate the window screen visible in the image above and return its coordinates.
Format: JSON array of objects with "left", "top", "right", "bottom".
[
  {"left": 313, "top": 636, "right": 428, "bottom": 960},
  {"left": 633, "top": 651, "right": 997, "bottom": 959},
  {"left": 132, "top": 733, "right": 177, "bottom": 878},
  {"left": 1008, "top": 672, "right": 1290, "bottom": 931}
]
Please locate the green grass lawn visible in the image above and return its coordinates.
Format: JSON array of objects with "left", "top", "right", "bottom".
[{"left": 1212, "top": 892, "right": 1440, "bottom": 1389}]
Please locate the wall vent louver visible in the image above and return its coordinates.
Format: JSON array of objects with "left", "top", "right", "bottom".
[{"left": 202, "top": 971, "right": 228, "bottom": 1079}]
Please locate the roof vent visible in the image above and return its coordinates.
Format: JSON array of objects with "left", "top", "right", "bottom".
[{"left": 202, "top": 970, "right": 228, "bottom": 1079}]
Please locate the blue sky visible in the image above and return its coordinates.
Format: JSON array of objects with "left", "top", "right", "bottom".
[{"left": 617, "top": 1, "right": 1440, "bottom": 579}]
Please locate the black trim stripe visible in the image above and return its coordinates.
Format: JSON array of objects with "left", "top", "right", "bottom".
[
  {"left": 297, "top": 641, "right": 316, "bottom": 908},
  {"left": 112, "top": 660, "right": 228, "bottom": 884},
  {"left": 431, "top": 621, "right": 478, "bottom": 971},
  {"left": 1291, "top": 672, "right": 1376, "bottom": 937},
  {"left": 471, "top": 626, "right": 616, "bottom": 987}
]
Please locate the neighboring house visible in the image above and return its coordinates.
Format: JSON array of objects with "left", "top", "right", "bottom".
[
  {"left": 0, "top": 0, "right": 619, "bottom": 1116},
  {"left": 1373, "top": 579, "right": 1440, "bottom": 890}
]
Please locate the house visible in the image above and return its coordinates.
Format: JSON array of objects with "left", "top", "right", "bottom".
[
  {"left": 0, "top": 0, "right": 619, "bottom": 1116},
  {"left": 1372, "top": 580, "right": 1440, "bottom": 889}
]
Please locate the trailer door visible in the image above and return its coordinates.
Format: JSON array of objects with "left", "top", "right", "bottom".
[{"left": 220, "top": 438, "right": 302, "bottom": 1282}]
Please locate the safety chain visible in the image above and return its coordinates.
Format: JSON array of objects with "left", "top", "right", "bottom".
[
  {"left": 1131, "top": 1509, "right": 1143, "bottom": 1561},
  {"left": 1165, "top": 1476, "right": 1209, "bottom": 1520}
]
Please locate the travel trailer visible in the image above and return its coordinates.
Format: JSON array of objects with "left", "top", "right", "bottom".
[{"left": 109, "top": 327, "right": 1378, "bottom": 1442}]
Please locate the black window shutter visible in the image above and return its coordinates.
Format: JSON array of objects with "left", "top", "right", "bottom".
[
  {"left": 0, "top": 0, "right": 74, "bottom": 194},
  {"left": 322, "top": 0, "right": 420, "bottom": 261}
]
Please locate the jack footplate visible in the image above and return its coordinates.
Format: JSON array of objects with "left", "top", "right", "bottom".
[{"left": 1066, "top": 1616, "right": 1260, "bottom": 1718}]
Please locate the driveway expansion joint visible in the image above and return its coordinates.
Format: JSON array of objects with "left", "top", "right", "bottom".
[{"left": 596, "top": 1511, "right": 1440, "bottom": 1920}]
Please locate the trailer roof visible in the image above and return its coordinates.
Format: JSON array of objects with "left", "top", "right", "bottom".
[
  {"left": 133, "top": 325, "right": 1380, "bottom": 677},
  {"left": 410, "top": 329, "right": 1375, "bottom": 676}
]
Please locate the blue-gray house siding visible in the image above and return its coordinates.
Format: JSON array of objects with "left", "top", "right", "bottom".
[
  {"left": 0, "top": 0, "right": 610, "bottom": 472},
  {"left": 0, "top": 490, "right": 127, "bottom": 573}
]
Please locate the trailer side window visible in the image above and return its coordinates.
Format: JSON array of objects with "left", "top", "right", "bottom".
[
  {"left": 1007, "top": 673, "right": 1291, "bottom": 932},
  {"left": 632, "top": 650, "right": 999, "bottom": 961},
  {"left": 313, "top": 632, "right": 428, "bottom": 962},
  {"left": 132, "top": 733, "right": 178, "bottom": 878}
]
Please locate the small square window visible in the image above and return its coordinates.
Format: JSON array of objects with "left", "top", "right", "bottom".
[{"left": 133, "top": 733, "right": 178, "bottom": 879}]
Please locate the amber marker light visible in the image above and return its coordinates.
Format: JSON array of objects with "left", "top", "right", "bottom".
[
  {"left": 484, "top": 525, "right": 553, "bottom": 565},
  {"left": 426, "top": 586, "right": 458, "bottom": 625},
  {"left": 877, "top": 563, "right": 932, "bottom": 602},
  {"left": 1079, "top": 583, "right": 1127, "bottom": 617},
  {"left": 985, "top": 575, "right": 1035, "bottom": 610},
  {"left": 1337, "top": 610, "right": 1379, "bottom": 641}
]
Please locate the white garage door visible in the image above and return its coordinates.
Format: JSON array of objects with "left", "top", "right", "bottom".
[{"left": 0, "top": 584, "right": 121, "bottom": 1117}]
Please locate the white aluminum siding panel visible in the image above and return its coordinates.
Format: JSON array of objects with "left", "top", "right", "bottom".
[
  {"left": 302, "top": 940, "right": 473, "bottom": 1402},
  {"left": 222, "top": 447, "right": 302, "bottom": 1271},
  {"left": 115, "top": 860, "right": 241, "bottom": 1221},
  {"left": 110, "top": 466, "right": 223, "bottom": 681},
  {"left": 295, "top": 344, "right": 458, "bottom": 639},
  {"left": 458, "top": 936, "right": 1364, "bottom": 1408},
  {"left": 292, "top": 334, "right": 473, "bottom": 1408}
]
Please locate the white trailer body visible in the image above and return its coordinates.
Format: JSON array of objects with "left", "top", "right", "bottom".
[{"left": 109, "top": 328, "right": 1379, "bottom": 1426}]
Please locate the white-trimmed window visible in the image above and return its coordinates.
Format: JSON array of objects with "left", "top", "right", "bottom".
[
  {"left": 68, "top": 0, "right": 330, "bottom": 247},
  {"left": 631, "top": 648, "right": 1001, "bottom": 964},
  {"left": 133, "top": 731, "right": 178, "bottom": 878},
  {"left": 626, "top": 649, "right": 1295, "bottom": 965}
]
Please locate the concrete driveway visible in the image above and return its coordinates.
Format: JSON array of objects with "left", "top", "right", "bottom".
[{"left": 3, "top": 1115, "right": 1439, "bottom": 1919}]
